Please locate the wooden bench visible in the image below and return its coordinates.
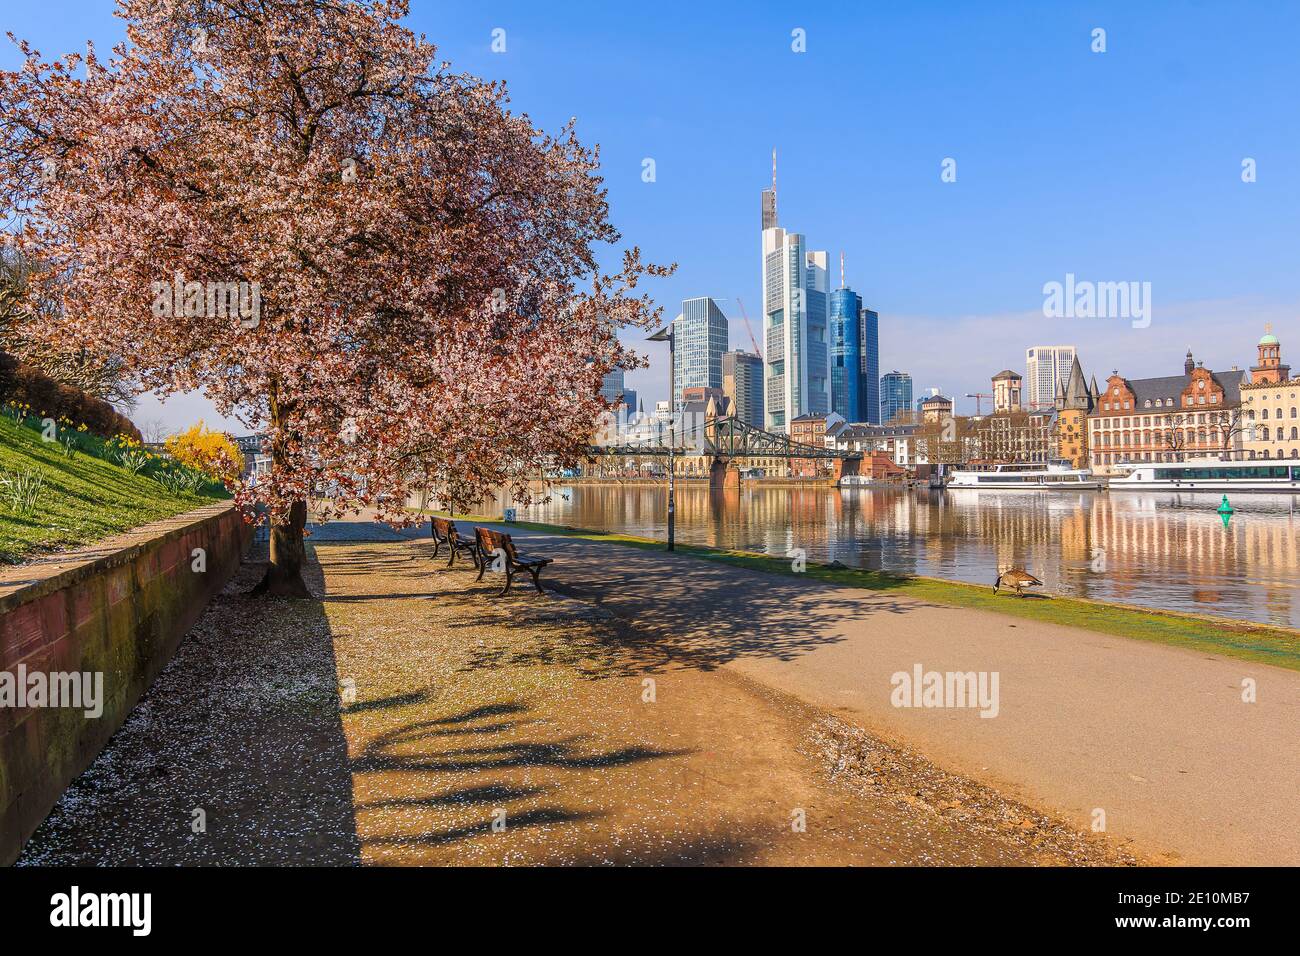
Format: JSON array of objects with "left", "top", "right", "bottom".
[
  {"left": 430, "top": 517, "right": 479, "bottom": 569},
  {"left": 474, "top": 527, "right": 552, "bottom": 596}
]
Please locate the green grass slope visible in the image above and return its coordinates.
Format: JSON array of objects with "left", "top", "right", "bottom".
[{"left": 0, "top": 415, "right": 227, "bottom": 565}]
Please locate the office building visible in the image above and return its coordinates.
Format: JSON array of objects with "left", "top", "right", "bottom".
[
  {"left": 829, "top": 287, "right": 861, "bottom": 423},
  {"left": 723, "top": 350, "right": 765, "bottom": 427},
  {"left": 761, "top": 160, "right": 829, "bottom": 432},
  {"left": 880, "top": 371, "right": 913, "bottom": 425},
  {"left": 859, "top": 307, "right": 880, "bottom": 423},
  {"left": 1025, "top": 345, "right": 1078, "bottom": 409},
  {"left": 599, "top": 367, "right": 625, "bottom": 405},
  {"left": 671, "top": 296, "right": 729, "bottom": 412}
]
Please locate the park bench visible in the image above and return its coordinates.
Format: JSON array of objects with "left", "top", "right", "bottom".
[
  {"left": 474, "top": 527, "right": 552, "bottom": 596},
  {"left": 430, "top": 517, "right": 480, "bottom": 569}
]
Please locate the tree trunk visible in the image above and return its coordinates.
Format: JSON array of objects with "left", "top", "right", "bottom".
[
  {"left": 252, "top": 381, "right": 311, "bottom": 597},
  {"left": 253, "top": 499, "right": 311, "bottom": 597}
]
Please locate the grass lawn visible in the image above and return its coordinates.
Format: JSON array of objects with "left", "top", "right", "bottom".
[
  {"left": 0, "top": 415, "right": 227, "bottom": 564},
  {"left": 431, "top": 511, "right": 1300, "bottom": 673}
]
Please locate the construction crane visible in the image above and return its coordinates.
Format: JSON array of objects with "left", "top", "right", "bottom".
[
  {"left": 966, "top": 392, "right": 994, "bottom": 416},
  {"left": 734, "top": 297, "right": 763, "bottom": 357}
]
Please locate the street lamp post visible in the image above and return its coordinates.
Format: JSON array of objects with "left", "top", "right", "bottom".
[{"left": 647, "top": 323, "right": 675, "bottom": 551}]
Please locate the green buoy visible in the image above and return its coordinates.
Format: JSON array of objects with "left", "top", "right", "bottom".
[{"left": 1218, "top": 495, "right": 1234, "bottom": 529}]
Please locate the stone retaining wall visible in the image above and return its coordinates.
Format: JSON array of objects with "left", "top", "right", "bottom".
[{"left": 0, "top": 502, "right": 251, "bottom": 865}]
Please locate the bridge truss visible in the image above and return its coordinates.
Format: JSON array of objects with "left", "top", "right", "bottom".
[{"left": 590, "top": 415, "right": 858, "bottom": 461}]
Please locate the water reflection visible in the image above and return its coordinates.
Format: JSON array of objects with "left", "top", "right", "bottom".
[{"left": 500, "top": 484, "right": 1300, "bottom": 629}]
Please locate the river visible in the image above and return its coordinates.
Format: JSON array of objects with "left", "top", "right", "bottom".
[{"left": 497, "top": 482, "right": 1300, "bottom": 629}]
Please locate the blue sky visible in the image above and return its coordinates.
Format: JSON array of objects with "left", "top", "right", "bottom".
[{"left": 7, "top": 0, "right": 1299, "bottom": 430}]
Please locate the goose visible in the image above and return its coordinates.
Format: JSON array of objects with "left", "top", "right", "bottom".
[{"left": 994, "top": 566, "right": 1043, "bottom": 597}]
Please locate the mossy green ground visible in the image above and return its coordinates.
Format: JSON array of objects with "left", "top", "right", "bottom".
[
  {"left": 433, "top": 511, "right": 1300, "bottom": 673},
  {"left": 0, "top": 415, "right": 226, "bottom": 564}
]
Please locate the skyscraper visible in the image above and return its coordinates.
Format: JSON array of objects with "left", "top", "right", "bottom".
[
  {"left": 723, "top": 350, "right": 764, "bottom": 427},
  {"left": 1025, "top": 345, "right": 1077, "bottom": 410},
  {"left": 859, "top": 306, "right": 880, "bottom": 424},
  {"left": 829, "top": 287, "right": 861, "bottom": 422},
  {"left": 599, "top": 367, "right": 625, "bottom": 405},
  {"left": 761, "top": 158, "right": 829, "bottom": 432},
  {"left": 880, "top": 371, "right": 913, "bottom": 424},
  {"left": 671, "top": 296, "right": 729, "bottom": 412}
]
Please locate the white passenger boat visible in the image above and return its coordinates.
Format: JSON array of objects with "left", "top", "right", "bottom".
[
  {"left": 1108, "top": 459, "right": 1300, "bottom": 492},
  {"left": 946, "top": 461, "right": 1100, "bottom": 490}
]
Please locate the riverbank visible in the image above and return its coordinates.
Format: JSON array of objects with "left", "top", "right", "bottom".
[
  {"left": 428, "top": 516, "right": 1300, "bottom": 865},
  {"left": 432, "top": 513, "right": 1300, "bottom": 673},
  {"left": 18, "top": 531, "right": 1137, "bottom": 865}
]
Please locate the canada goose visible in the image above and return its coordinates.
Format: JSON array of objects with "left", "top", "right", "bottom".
[{"left": 994, "top": 566, "right": 1043, "bottom": 597}]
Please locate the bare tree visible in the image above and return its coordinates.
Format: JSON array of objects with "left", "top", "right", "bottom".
[
  {"left": 139, "top": 418, "right": 172, "bottom": 445},
  {"left": 1158, "top": 414, "right": 1189, "bottom": 461},
  {"left": 1208, "top": 408, "right": 1246, "bottom": 458},
  {"left": 1, "top": 246, "right": 137, "bottom": 408}
]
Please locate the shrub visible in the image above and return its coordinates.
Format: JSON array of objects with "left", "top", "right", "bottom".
[
  {"left": 164, "top": 421, "right": 244, "bottom": 487},
  {"left": 0, "top": 351, "right": 141, "bottom": 442}
]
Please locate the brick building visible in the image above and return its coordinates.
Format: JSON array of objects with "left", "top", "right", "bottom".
[{"left": 1088, "top": 350, "right": 1245, "bottom": 473}]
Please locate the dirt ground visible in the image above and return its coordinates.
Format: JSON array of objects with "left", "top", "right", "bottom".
[
  {"left": 19, "top": 535, "right": 1141, "bottom": 866},
  {"left": 315, "top": 537, "right": 1140, "bottom": 865}
]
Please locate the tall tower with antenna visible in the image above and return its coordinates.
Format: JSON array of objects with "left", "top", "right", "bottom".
[
  {"left": 761, "top": 149, "right": 778, "bottom": 230},
  {"left": 761, "top": 148, "right": 830, "bottom": 432}
]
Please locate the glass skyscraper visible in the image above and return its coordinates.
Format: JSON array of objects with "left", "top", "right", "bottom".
[
  {"left": 880, "top": 370, "right": 913, "bottom": 425},
  {"left": 723, "top": 350, "right": 764, "bottom": 426},
  {"left": 671, "top": 296, "right": 729, "bottom": 411},
  {"left": 599, "top": 367, "right": 625, "bottom": 405},
  {"left": 762, "top": 215, "right": 829, "bottom": 432},
  {"left": 829, "top": 288, "right": 861, "bottom": 422},
  {"left": 859, "top": 307, "right": 880, "bottom": 424}
]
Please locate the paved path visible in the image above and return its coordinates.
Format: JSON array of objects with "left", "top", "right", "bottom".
[{"left": 463, "top": 522, "right": 1300, "bottom": 866}]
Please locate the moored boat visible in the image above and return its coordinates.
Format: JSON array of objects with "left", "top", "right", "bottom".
[
  {"left": 946, "top": 460, "right": 1100, "bottom": 490},
  {"left": 1107, "top": 459, "right": 1300, "bottom": 492}
]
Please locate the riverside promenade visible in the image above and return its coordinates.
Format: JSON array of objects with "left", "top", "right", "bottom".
[
  {"left": 16, "top": 515, "right": 1297, "bottom": 866},
  {"left": 18, "top": 517, "right": 1137, "bottom": 867},
  {"left": 491, "top": 522, "right": 1300, "bottom": 867}
]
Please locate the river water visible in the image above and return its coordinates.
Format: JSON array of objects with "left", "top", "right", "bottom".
[{"left": 498, "top": 483, "right": 1300, "bottom": 629}]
